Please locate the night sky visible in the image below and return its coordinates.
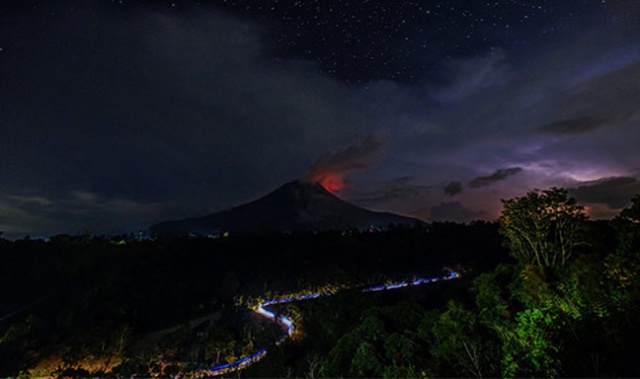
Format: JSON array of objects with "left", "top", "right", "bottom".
[{"left": 1, "top": 0, "right": 639, "bottom": 238}]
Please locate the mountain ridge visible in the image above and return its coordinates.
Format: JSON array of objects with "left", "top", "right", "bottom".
[{"left": 150, "top": 180, "right": 425, "bottom": 236}]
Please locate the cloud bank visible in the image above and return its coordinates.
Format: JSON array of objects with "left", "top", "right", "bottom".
[{"left": 539, "top": 116, "right": 608, "bottom": 136}]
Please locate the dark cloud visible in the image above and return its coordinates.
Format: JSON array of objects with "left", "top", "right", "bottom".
[
  {"left": 569, "top": 176, "right": 640, "bottom": 209},
  {"left": 0, "top": 2, "right": 405, "bottom": 235},
  {"left": 0, "top": 191, "right": 182, "bottom": 239},
  {"left": 349, "top": 176, "right": 428, "bottom": 207},
  {"left": 468, "top": 167, "right": 523, "bottom": 188},
  {"left": 539, "top": 116, "right": 607, "bottom": 135},
  {"left": 1, "top": 0, "right": 639, "bottom": 237},
  {"left": 429, "top": 201, "right": 486, "bottom": 223},
  {"left": 444, "top": 181, "right": 463, "bottom": 196},
  {"left": 563, "top": 62, "right": 640, "bottom": 128},
  {"left": 394, "top": 176, "right": 415, "bottom": 186}
]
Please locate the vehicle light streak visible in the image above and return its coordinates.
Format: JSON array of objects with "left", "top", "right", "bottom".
[{"left": 196, "top": 269, "right": 460, "bottom": 377}]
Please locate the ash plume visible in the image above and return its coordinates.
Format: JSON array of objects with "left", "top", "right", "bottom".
[{"left": 304, "top": 134, "right": 386, "bottom": 191}]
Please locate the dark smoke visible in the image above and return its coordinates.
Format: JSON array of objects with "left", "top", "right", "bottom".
[{"left": 304, "top": 134, "right": 386, "bottom": 190}]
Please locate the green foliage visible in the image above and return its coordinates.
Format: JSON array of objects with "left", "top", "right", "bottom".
[
  {"left": 383, "top": 333, "right": 418, "bottom": 366},
  {"left": 503, "top": 307, "right": 560, "bottom": 378},
  {"left": 604, "top": 198, "right": 640, "bottom": 313},
  {"left": 499, "top": 187, "right": 587, "bottom": 267},
  {"left": 323, "top": 303, "right": 432, "bottom": 378},
  {"left": 413, "top": 192, "right": 640, "bottom": 377},
  {"left": 428, "top": 300, "right": 499, "bottom": 378},
  {"left": 326, "top": 314, "right": 385, "bottom": 377},
  {"left": 472, "top": 264, "right": 515, "bottom": 325},
  {"left": 3, "top": 197, "right": 640, "bottom": 378},
  {"left": 351, "top": 341, "right": 383, "bottom": 377},
  {"left": 304, "top": 353, "right": 329, "bottom": 379}
]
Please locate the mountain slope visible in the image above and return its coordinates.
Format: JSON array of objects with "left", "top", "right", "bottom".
[{"left": 150, "top": 180, "right": 425, "bottom": 235}]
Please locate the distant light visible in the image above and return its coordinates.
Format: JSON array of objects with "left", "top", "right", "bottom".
[{"left": 205, "top": 271, "right": 460, "bottom": 376}]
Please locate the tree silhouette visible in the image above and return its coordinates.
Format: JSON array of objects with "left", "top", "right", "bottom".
[{"left": 498, "top": 188, "right": 587, "bottom": 267}]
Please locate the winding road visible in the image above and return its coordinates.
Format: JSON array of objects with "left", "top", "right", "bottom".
[{"left": 196, "top": 270, "right": 461, "bottom": 377}]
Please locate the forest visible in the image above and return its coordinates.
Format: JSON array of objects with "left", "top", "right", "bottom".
[{"left": 1, "top": 188, "right": 639, "bottom": 378}]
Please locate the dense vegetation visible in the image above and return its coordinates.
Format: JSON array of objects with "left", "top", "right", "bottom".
[
  {"left": 1, "top": 189, "right": 638, "bottom": 378},
  {"left": 244, "top": 190, "right": 640, "bottom": 378},
  {"left": 0, "top": 219, "right": 498, "bottom": 377}
]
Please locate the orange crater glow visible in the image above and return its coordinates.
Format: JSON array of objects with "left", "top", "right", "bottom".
[{"left": 308, "top": 171, "right": 345, "bottom": 193}]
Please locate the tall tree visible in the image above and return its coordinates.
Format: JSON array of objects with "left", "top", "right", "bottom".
[{"left": 498, "top": 188, "right": 587, "bottom": 267}]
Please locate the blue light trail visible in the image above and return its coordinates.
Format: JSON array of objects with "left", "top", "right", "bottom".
[{"left": 196, "top": 269, "right": 460, "bottom": 377}]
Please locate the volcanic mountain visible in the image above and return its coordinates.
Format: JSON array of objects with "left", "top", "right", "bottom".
[{"left": 150, "top": 180, "right": 425, "bottom": 236}]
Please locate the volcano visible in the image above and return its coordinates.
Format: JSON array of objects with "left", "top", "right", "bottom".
[{"left": 150, "top": 180, "right": 425, "bottom": 236}]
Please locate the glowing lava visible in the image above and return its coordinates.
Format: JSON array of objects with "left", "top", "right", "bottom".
[
  {"left": 318, "top": 174, "right": 344, "bottom": 193},
  {"left": 309, "top": 172, "right": 345, "bottom": 193}
]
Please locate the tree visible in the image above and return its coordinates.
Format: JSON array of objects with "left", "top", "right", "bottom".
[
  {"left": 498, "top": 188, "right": 587, "bottom": 267},
  {"left": 618, "top": 194, "right": 640, "bottom": 224},
  {"left": 612, "top": 194, "right": 640, "bottom": 268},
  {"left": 502, "top": 307, "right": 561, "bottom": 378},
  {"left": 429, "top": 301, "right": 499, "bottom": 378},
  {"left": 606, "top": 195, "right": 640, "bottom": 310}
]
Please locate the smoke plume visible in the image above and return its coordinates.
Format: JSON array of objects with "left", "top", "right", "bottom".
[{"left": 305, "top": 134, "right": 386, "bottom": 192}]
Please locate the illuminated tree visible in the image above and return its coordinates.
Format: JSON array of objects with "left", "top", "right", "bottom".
[
  {"left": 502, "top": 307, "right": 561, "bottom": 378},
  {"left": 498, "top": 188, "right": 587, "bottom": 267}
]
